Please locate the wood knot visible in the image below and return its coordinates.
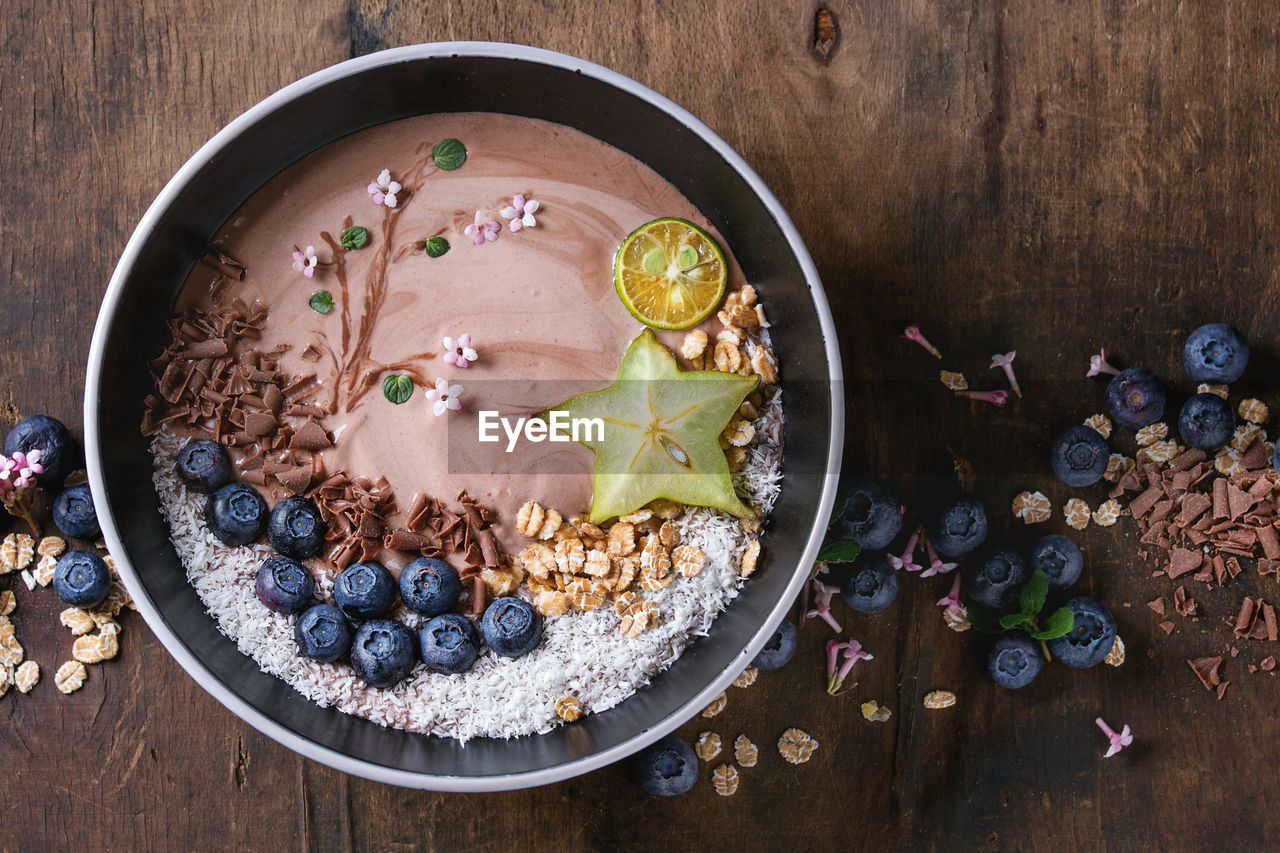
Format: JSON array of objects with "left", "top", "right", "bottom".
[{"left": 812, "top": 8, "right": 838, "bottom": 62}]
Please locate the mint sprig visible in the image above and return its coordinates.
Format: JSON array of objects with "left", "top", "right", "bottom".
[
  {"left": 431, "top": 138, "right": 467, "bottom": 171},
  {"left": 967, "top": 568, "right": 1074, "bottom": 640},
  {"left": 308, "top": 290, "right": 334, "bottom": 314},
  {"left": 424, "top": 236, "right": 450, "bottom": 258},
  {"left": 340, "top": 225, "right": 370, "bottom": 250},
  {"left": 382, "top": 374, "right": 413, "bottom": 405}
]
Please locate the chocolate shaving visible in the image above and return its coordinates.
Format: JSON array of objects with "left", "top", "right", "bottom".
[
  {"left": 1189, "top": 656, "right": 1223, "bottom": 690},
  {"left": 470, "top": 576, "right": 487, "bottom": 615},
  {"left": 1147, "top": 598, "right": 1166, "bottom": 615},
  {"left": 1262, "top": 656, "right": 1276, "bottom": 671},
  {"left": 1160, "top": 621, "right": 1175, "bottom": 635},
  {"left": 290, "top": 420, "right": 332, "bottom": 452},
  {"left": 1167, "top": 548, "right": 1204, "bottom": 579},
  {"left": 385, "top": 528, "right": 431, "bottom": 552},
  {"left": 200, "top": 246, "right": 247, "bottom": 281},
  {"left": 275, "top": 466, "right": 313, "bottom": 495}
]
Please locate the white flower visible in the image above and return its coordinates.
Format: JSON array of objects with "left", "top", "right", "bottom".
[
  {"left": 427, "top": 377, "right": 463, "bottom": 416},
  {"left": 367, "top": 169, "right": 402, "bottom": 208},
  {"left": 500, "top": 194, "right": 540, "bottom": 232}
]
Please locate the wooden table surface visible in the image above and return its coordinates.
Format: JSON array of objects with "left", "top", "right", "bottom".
[{"left": 4, "top": 1, "right": 1279, "bottom": 849}]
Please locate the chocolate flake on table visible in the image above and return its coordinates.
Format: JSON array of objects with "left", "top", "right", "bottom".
[{"left": 1188, "top": 656, "right": 1223, "bottom": 690}]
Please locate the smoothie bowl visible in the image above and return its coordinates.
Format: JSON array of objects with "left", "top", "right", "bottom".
[{"left": 86, "top": 43, "right": 841, "bottom": 789}]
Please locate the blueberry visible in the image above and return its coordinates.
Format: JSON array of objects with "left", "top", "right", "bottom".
[
  {"left": 751, "top": 617, "right": 798, "bottom": 670},
  {"left": 1178, "top": 393, "right": 1234, "bottom": 451},
  {"left": 1046, "top": 596, "right": 1117, "bottom": 668},
  {"left": 52, "top": 483, "right": 100, "bottom": 539},
  {"left": 1106, "top": 367, "right": 1166, "bottom": 430},
  {"left": 349, "top": 618, "right": 417, "bottom": 688},
  {"left": 52, "top": 551, "right": 111, "bottom": 608},
  {"left": 1050, "top": 425, "right": 1109, "bottom": 487},
  {"left": 399, "top": 556, "right": 462, "bottom": 616},
  {"left": 964, "top": 545, "right": 1028, "bottom": 611},
  {"left": 333, "top": 561, "right": 397, "bottom": 621},
  {"left": 632, "top": 734, "right": 698, "bottom": 796},
  {"left": 833, "top": 479, "right": 904, "bottom": 550},
  {"left": 419, "top": 612, "right": 481, "bottom": 674},
  {"left": 203, "top": 482, "right": 267, "bottom": 546},
  {"left": 481, "top": 596, "right": 543, "bottom": 657},
  {"left": 840, "top": 555, "right": 899, "bottom": 613},
  {"left": 294, "top": 603, "right": 352, "bottom": 662},
  {"left": 987, "top": 633, "right": 1044, "bottom": 689},
  {"left": 5, "top": 414, "right": 76, "bottom": 487},
  {"left": 254, "top": 555, "right": 314, "bottom": 614},
  {"left": 1184, "top": 322, "right": 1249, "bottom": 383},
  {"left": 266, "top": 496, "right": 326, "bottom": 559},
  {"left": 175, "top": 439, "right": 232, "bottom": 494},
  {"left": 926, "top": 497, "right": 988, "bottom": 558},
  {"left": 1030, "top": 534, "right": 1083, "bottom": 591}
]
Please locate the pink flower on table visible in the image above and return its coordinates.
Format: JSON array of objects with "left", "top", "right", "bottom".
[
  {"left": 1087, "top": 346, "right": 1120, "bottom": 378},
  {"left": 500, "top": 194, "right": 540, "bottom": 232},
  {"left": 442, "top": 334, "right": 478, "bottom": 368},
  {"left": 0, "top": 449, "right": 42, "bottom": 498},
  {"left": 989, "top": 351, "right": 1022, "bottom": 398},
  {"left": 826, "top": 638, "right": 873, "bottom": 695},
  {"left": 367, "top": 169, "right": 402, "bottom": 208},
  {"left": 921, "top": 539, "right": 957, "bottom": 578},
  {"left": 886, "top": 529, "right": 921, "bottom": 572},
  {"left": 464, "top": 210, "right": 501, "bottom": 246},
  {"left": 427, "top": 378, "right": 464, "bottom": 417},
  {"left": 805, "top": 579, "right": 842, "bottom": 633},
  {"left": 291, "top": 245, "right": 318, "bottom": 278},
  {"left": 1096, "top": 717, "right": 1133, "bottom": 758}
]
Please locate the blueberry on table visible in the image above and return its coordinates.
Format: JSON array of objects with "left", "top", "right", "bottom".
[
  {"left": 964, "top": 545, "right": 1028, "bottom": 611},
  {"left": 834, "top": 479, "right": 904, "bottom": 550},
  {"left": 266, "top": 496, "right": 326, "bottom": 560},
  {"left": 333, "top": 561, "right": 397, "bottom": 621},
  {"left": 1046, "top": 596, "right": 1117, "bottom": 668},
  {"left": 175, "top": 439, "right": 232, "bottom": 494},
  {"left": 1178, "top": 393, "right": 1234, "bottom": 451},
  {"left": 419, "top": 612, "right": 481, "bottom": 674},
  {"left": 1184, "top": 322, "right": 1249, "bottom": 383},
  {"left": 294, "top": 604, "right": 352, "bottom": 662},
  {"left": 52, "top": 551, "right": 111, "bottom": 608},
  {"left": 4, "top": 414, "right": 76, "bottom": 487},
  {"left": 52, "top": 483, "right": 100, "bottom": 539},
  {"left": 1030, "top": 534, "right": 1083, "bottom": 591},
  {"left": 632, "top": 734, "right": 698, "bottom": 797},
  {"left": 399, "top": 556, "right": 462, "bottom": 616},
  {"left": 840, "top": 554, "right": 899, "bottom": 613},
  {"left": 987, "top": 633, "right": 1044, "bottom": 689},
  {"left": 254, "top": 555, "right": 315, "bottom": 614},
  {"left": 1106, "top": 367, "right": 1166, "bottom": 430},
  {"left": 481, "top": 596, "right": 544, "bottom": 658},
  {"left": 350, "top": 618, "right": 418, "bottom": 688},
  {"left": 751, "top": 617, "right": 797, "bottom": 670},
  {"left": 1050, "top": 424, "right": 1109, "bottom": 487},
  {"left": 203, "top": 482, "right": 267, "bottom": 546},
  {"left": 926, "top": 497, "right": 988, "bottom": 558}
]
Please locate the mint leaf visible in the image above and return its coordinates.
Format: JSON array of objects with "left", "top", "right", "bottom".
[
  {"left": 432, "top": 138, "right": 467, "bottom": 171},
  {"left": 999, "top": 612, "right": 1029, "bottom": 630},
  {"left": 1020, "top": 569, "right": 1050, "bottom": 619},
  {"left": 818, "top": 538, "right": 861, "bottom": 563},
  {"left": 308, "top": 291, "right": 334, "bottom": 314},
  {"left": 340, "top": 225, "right": 369, "bottom": 250},
  {"left": 1029, "top": 607, "right": 1075, "bottom": 640},
  {"left": 828, "top": 494, "right": 849, "bottom": 527},
  {"left": 966, "top": 605, "right": 1003, "bottom": 634},
  {"left": 424, "top": 236, "right": 450, "bottom": 258},
  {"left": 382, "top": 374, "right": 413, "bottom": 405}
]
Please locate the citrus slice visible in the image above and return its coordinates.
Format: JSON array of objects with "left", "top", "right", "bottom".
[{"left": 614, "top": 217, "right": 728, "bottom": 330}]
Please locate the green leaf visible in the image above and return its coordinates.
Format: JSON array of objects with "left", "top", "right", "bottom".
[
  {"left": 818, "top": 538, "right": 861, "bottom": 564},
  {"left": 1029, "top": 607, "right": 1075, "bottom": 640},
  {"left": 966, "top": 605, "right": 1003, "bottom": 634},
  {"left": 424, "top": 236, "right": 450, "bottom": 258},
  {"left": 308, "top": 291, "right": 334, "bottom": 315},
  {"left": 432, "top": 138, "right": 467, "bottom": 171},
  {"left": 999, "top": 612, "right": 1029, "bottom": 630},
  {"left": 382, "top": 374, "right": 413, "bottom": 405},
  {"left": 1020, "top": 569, "right": 1050, "bottom": 619},
  {"left": 828, "top": 494, "right": 849, "bottom": 527},
  {"left": 340, "top": 225, "right": 370, "bottom": 250}
]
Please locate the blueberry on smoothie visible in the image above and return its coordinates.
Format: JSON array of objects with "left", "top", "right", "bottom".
[
  {"left": 294, "top": 603, "right": 352, "bottom": 663},
  {"left": 399, "top": 556, "right": 462, "bottom": 617},
  {"left": 419, "top": 612, "right": 481, "bottom": 674},
  {"left": 333, "top": 561, "right": 397, "bottom": 621},
  {"left": 254, "top": 555, "right": 314, "bottom": 614},
  {"left": 52, "top": 551, "right": 111, "bottom": 608},
  {"left": 481, "top": 596, "right": 543, "bottom": 658},
  {"left": 175, "top": 439, "right": 232, "bottom": 494},
  {"left": 52, "top": 483, "right": 100, "bottom": 539},
  {"left": 267, "top": 496, "right": 326, "bottom": 560},
  {"left": 1184, "top": 323, "right": 1249, "bottom": 383},
  {"left": 203, "top": 482, "right": 268, "bottom": 546},
  {"left": 350, "top": 618, "right": 417, "bottom": 688}
]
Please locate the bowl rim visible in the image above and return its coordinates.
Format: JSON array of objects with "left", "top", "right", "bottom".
[{"left": 84, "top": 40, "right": 844, "bottom": 790}]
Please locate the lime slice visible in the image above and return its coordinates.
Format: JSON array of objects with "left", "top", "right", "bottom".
[{"left": 614, "top": 218, "right": 728, "bottom": 331}]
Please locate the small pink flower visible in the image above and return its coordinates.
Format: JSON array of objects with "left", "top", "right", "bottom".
[
  {"left": 990, "top": 351, "right": 1022, "bottom": 398},
  {"left": 291, "top": 245, "right": 318, "bottom": 278},
  {"left": 826, "top": 638, "right": 873, "bottom": 695},
  {"left": 500, "top": 194, "right": 540, "bottom": 232},
  {"left": 886, "top": 529, "right": 922, "bottom": 572},
  {"left": 443, "top": 334, "right": 478, "bottom": 368},
  {"left": 427, "top": 378, "right": 464, "bottom": 416},
  {"left": 1087, "top": 346, "right": 1120, "bottom": 378},
  {"left": 1096, "top": 717, "right": 1133, "bottom": 758},
  {"left": 960, "top": 389, "right": 1009, "bottom": 408},
  {"left": 464, "top": 210, "right": 501, "bottom": 246},
  {"left": 805, "top": 579, "right": 842, "bottom": 633},
  {"left": 367, "top": 169, "right": 402, "bottom": 208},
  {"left": 902, "top": 324, "right": 942, "bottom": 359},
  {"left": 937, "top": 573, "right": 965, "bottom": 616},
  {"left": 920, "top": 539, "right": 957, "bottom": 578}
]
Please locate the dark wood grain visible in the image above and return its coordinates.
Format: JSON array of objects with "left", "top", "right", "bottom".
[{"left": 4, "top": 1, "right": 1280, "bottom": 849}]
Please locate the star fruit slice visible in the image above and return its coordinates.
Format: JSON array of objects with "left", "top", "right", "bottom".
[{"left": 551, "top": 329, "right": 758, "bottom": 523}]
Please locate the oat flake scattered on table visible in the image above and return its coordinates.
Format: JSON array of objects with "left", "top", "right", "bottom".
[
  {"left": 695, "top": 731, "right": 722, "bottom": 762},
  {"left": 1106, "top": 636, "right": 1126, "bottom": 667},
  {"left": 732, "top": 667, "right": 758, "bottom": 689},
  {"left": 1064, "top": 498, "right": 1092, "bottom": 530},
  {"left": 1093, "top": 499, "right": 1121, "bottom": 527},
  {"left": 712, "top": 763, "right": 740, "bottom": 796},
  {"left": 923, "top": 690, "right": 956, "bottom": 709},
  {"left": 777, "top": 728, "right": 818, "bottom": 763},
  {"left": 734, "top": 734, "right": 758, "bottom": 768},
  {"left": 1084, "top": 413, "right": 1113, "bottom": 439},
  {"left": 701, "top": 692, "right": 728, "bottom": 718},
  {"left": 54, "top": 660, "right": 87, "bottom": 694},
  {"left": 1012, "top": 490, "right": 1052, "bottom": 524}
]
